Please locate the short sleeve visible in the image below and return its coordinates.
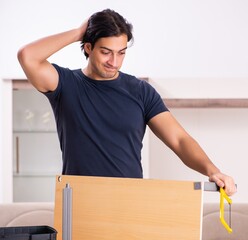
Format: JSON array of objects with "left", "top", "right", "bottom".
[
  {"left": 140, "top": 80, "right": 169, "bottom": 123},
  {"left": 41, "top": 63, "right": 63, "bottom": 102}
]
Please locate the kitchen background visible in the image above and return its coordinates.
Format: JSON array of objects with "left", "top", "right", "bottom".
[{"left": 0, "top": 0, "right": 248, "bottom": 203}]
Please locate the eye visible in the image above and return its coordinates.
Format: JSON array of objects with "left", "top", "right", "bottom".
[
  {"left": 101, "top": 50, "right": 110, "bottom": 55},
  {"left": 119, "top": 51, "right": 126, "bottom": 55}
]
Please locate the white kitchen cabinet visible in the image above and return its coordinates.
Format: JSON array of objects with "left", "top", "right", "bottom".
[{"left": 13, "top": 84, "right": 62, "bottom": 202}]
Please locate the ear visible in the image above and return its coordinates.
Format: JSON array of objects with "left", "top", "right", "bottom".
[{"left": 84, "top": 43, "right": 92, "bottom": 55}]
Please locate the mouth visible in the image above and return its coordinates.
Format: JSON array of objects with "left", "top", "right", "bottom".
[{"left": 104, "top": 65, "right": 118, "bottom": 72}]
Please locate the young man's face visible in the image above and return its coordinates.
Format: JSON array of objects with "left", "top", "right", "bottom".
[{"left": 84, "top": 34, "right": 128, "bottom": 80}]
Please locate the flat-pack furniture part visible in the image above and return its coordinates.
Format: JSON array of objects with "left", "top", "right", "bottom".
[{"left": 54, "top": 175, "right": 204, "bottom": 240}]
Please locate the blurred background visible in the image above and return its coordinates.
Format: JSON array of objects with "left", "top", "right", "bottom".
[{"left": 0, "top": 0, "right": 247, "bottom": 203}]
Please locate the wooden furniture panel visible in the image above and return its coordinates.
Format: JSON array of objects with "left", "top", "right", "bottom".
[{"left": 54, "top": 176, "right": 203, "bottom": 240}]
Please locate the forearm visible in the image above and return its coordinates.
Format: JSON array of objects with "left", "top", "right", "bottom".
[
  {"left": 17, "top": 20, "right": 88, "bottom": 92},
  {"left": 174, "top": 136, "right": 220, "bottom": 177},
  {"left": 18, "top": 28, "right": 83, "bottom": 64}
]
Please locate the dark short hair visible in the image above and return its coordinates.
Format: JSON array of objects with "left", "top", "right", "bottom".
[{"left": 81, "top": 9, "right": 133, "bottom": 58}]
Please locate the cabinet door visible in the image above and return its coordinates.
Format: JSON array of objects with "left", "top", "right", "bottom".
[
  {"left": 13, "top": 87, "right": 62, "bottom": 202},
  {"left": 13, "top": 132, "right": 61, "bottom": 174}
]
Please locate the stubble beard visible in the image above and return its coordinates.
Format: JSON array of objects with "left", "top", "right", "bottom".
[{"left": 96, "top": 65, "right": 119, "bottom": 80}]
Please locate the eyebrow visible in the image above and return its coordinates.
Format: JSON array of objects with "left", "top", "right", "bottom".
[{"left": 100, "top": 46, "right": 128, "bottom": 52}]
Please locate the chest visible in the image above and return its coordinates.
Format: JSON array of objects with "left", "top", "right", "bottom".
[{"left": 62, "top": 84, "right": 145, "bottom": 133}]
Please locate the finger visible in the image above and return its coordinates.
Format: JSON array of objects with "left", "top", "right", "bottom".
[
  {"left": 209, "top": 174, "right": 225, "bottom": 188},
  {"left": 224, "top": 180, "right": 237, "bottom": 196}
]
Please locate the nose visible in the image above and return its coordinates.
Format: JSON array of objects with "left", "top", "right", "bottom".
[{"left": 107, "top": 53, "right": 118, "bottom": 67}]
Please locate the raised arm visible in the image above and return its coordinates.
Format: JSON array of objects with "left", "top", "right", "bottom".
[
  {"left": 17, "top": 20, "right": 88, "bottom": 92},
  {"left": 148, "top": 111, "right": 236, "bottom": 196}
]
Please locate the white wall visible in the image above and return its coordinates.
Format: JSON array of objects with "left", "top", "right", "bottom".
[
  {"left": 0, "top": 80, "right": 13, "bottom": 203},
  {"left": 0, "top": 81, "right": 3, "bottom": 202},
  {"left": 1, "top": 0, "right": 248, "bottom": 202},
  {"left": 1, "top": 0, "right": 248, "bottom": 79}
]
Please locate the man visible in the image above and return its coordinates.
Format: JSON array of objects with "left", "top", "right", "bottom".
[{"left": 18, "top": 9, "right": 236, "bottom": 196}]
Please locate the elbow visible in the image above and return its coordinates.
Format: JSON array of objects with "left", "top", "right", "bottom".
[
  {"left": 17, "top": 46, "right": 29, "bottom": 66},
  {"left": 17, "top": 46, "right": 36, "bottom": 84},
  {"left": 17, "top": 46, "right": 38, "bottom": 76}
]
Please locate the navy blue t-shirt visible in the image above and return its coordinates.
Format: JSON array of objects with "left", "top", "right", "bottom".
[{"left": 44, "top": 64, "right": 168, "bottom": 178}]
